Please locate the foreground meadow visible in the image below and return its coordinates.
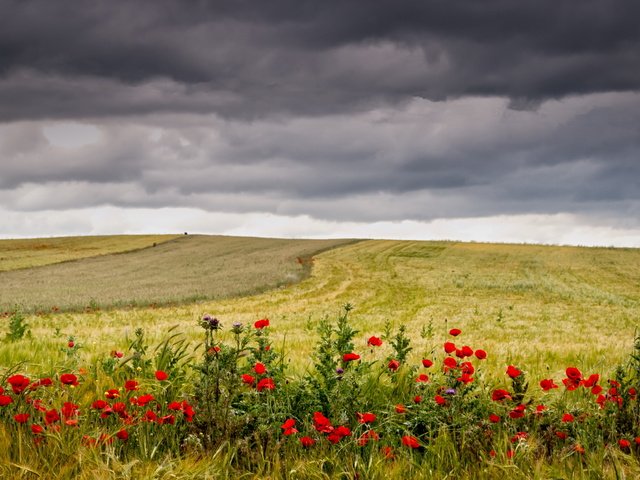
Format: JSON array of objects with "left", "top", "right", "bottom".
[{"left": 0, "top": 237, "right": 639, "bottom": 478}]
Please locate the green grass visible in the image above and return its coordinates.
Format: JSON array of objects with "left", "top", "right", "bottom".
[
  {"left": 0, "top": 235, "right": 355, "bottom": 313},
  {"left": 0, "top": 234, "right": 180, "bottom": 272},
  {"left": 1, "top": 237, "right": 640, "bottom": 478}
]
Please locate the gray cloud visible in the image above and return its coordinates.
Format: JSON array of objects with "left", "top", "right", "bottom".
[{"left": 0, "top": 0, "right": 639, "bottom": 121}]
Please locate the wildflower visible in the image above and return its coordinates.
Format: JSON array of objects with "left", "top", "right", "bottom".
[
  {"left": 14, "top": 413, "right": 29, "bottom": 424},
  {"left": 401, "top": 435, "right": 420, "bottom": 449},
  {"left": 556, "top": 431, "right": 567, "bottom": 440},
  {"left": 357, "top": 412, "right": 376, "bottom": 424},
  {"left": 313, "top": 412, "right": 333, "bottom": 433},
  {"left": 336, "top": 367, "right": 344, "bottom": 375},
  {"left": 105, "top": 389, "right": 120, "bottom": 399},
  {"left": 91, "top": 400, "right": 108, "bottom": 410},
  {"left": 591, "top": 385, "right": 603, "bottom": 395},
  {"left": 241, "top": 374, "right": 255, "bottom": 385},
  {"left": 509, "top": 404, "right": 526, "bottom": 419},
  {"left": 135, "top": 394, "right": 155, "bottom": 407},
  {"left": 343, "top": 352, "right": 360, "bottom": 362},
  {"left": 449, "top": 328, "right": 462, "bottom": 336},
  {"left": 116, "top": 429, "right": 128, "bottom": 441},
  {"left": 581, "top": 373, "right": 599, "bottom": 388},
  {"left": 257, "top": 377, "right": 275, "bottom": 391},
  {"left": 254, "top": 318, "right": 270, "bottom": 329},
  {"left": 254, "top": 362, "right": 266, "bottom": 375},
  {"left": 381, "top": 445, "right": 395, "bottom": 459},
  {"left": 144, "top": 410, "right": 158, "bottom": 422},
  {"left": 489, "top": 414, "right": 501, "bottom": 423},
  {"left": 7, "top": 374, "right": 30, "bottom": 394},
  {"left": 388, "top": 359, "right": 400, "bottom": 371},
  {"left": 31, "top": 424, "right": 44, "bottom": 435},
  {"left": 45, "top": 409, "right": 60, "bottom": 424},
  {"left": 457, "top": 373, "right": 474, "bottom": 384},
  {"left": 231, "top": 322, "right": 243, "bottom": 334},
  {"left": 202, "top": 314, "right": 220, "bottom": 330},
  {"left": 540, "top": 379, "right": 558, "bottom": 391},
  {"left": 492, "top": 389, "right": 512, "bottom": 402},
  {"left": 460, "top": 362, "right": 475, "bottom": 375},
  {"left": 563, "top": 367, "right": 582, "bottom": 390},
  {"left": 154, "top": 370, "right": 168, "bottom": 381},
  {"left": 459, "top": 345, "right": 474, "bottom": 357},
  {"left": 445, "top": 388, "right": 457, "bottom": 395},
  {"left": 0, "top": 395, "right": 13, "bottom": 407},
  {"left": 475, "top": 349, "right": 487, "bottom": 360},
  {"left": 619, "top": 439, "right": 631, "bottom": 449},
  {"left": 60, "top": 373, "right": 79, "bottom": 387},
  {"left": 395, "top": 404, "right": 406, "bottom": 414},
  {"left": 443, "top": 357, "right": 457, "bottom": 369},
  {"left": 414, "top": 395, "right": 423, "bottom": 404},
  {"left": 561, "top": 413, "right": 574, "bottom": 423},
  {"left": 367, "top": 336, "right": 383, "bottom": 347},
  {"left": 444, "top": 342, "right": 456, "bottom": 354},
  {"left": 68, "top": 341, "right": 75, "bottom": 348},
  {"left": 416, "top": 374, "right": 429, "bottom": 383},
  {"left": 111, "top": 350, "right": 124, "bottom": 358},
  {"left": 506, "top": 365, "right": 521, "bottom": 379},
  {"left": 168, "top": 401, "right": 182, "bottom": 411},
  {"left": 434, "top": 395, "right": 446, "bottom": 406},
  {"left": 61, "top": 402, "right": 79, "bottom": 419},
  {"left": 124, "top": 380, "right": 139, "bottom": 391},
  {"left": 574, "top": 444, "right": 585, "bottom": 454},
  {"left": 510, "top": 432, "right": 528, "bottom": 443},
  {"left": 535, "top": 404, "right": 547, "bottom": 414},
  {"left": 506, "top": 449, "right": 514, "bottom": 459},
  {"left": 327, "top": 425, "right": 351, "bottom": 444},
  {"left": 159, "top": 414, "right": 175, "bottom": 425},
  {"left": 300, "top": 436, "right": 315, "bottom": 447},
  {"left": 422, "top": 359, "right": 433, "bottom": 368},
  {"left": 281, "top": 418, "right": 298, "bottom": 435}
]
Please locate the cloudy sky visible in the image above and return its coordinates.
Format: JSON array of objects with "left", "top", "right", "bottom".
[{"left": 1, "top": 0, "right": 639, "bottom": 246}]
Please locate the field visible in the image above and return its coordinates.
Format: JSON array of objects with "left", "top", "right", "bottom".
[{"left": 0, "top": 236, "right": 639, "bottom": 479}]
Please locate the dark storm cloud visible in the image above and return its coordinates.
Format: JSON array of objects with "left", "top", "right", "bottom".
[{"left": 1, "top": 0, "right": 639, "bottom": 120}]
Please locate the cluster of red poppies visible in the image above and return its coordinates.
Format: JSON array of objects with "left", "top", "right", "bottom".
[{"left": 0, "top": 369, "right": 194, "bottom": 446}]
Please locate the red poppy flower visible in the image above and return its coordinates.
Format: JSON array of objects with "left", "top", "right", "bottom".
[
  {"left": 116, "top": 429, "right": 128, "bottom": 440},
  {"left": 135, "top": 394, "right": 155, "bottom": 407},
  {"left": 327, "top": 425, "right": 351, "bottom": 444},
  {"left": 401, "top": 435, "right": 420, "bottom": 449},
  {"left": 444, "top": 342, "right": 456, "bottom": 354},
  {"left": 619, "top": 439, "right": 631, "bottom": 449},
  {"left": 457, "top": 373, "right": 474, "bottom": 384},
  {"left": 434, "top": 395, "right": 446, "bottom": 406},
  {"left": 61, "top": 402, "right": 79, "bottom": 419},
  {"left": 0, "top": 395, "right": 13, "bottom": 407},
  {"left": 358, "top": 430, "right": 380, "bottom": 446},
  {"left": 357, "top": 412, "right": 376, "bottom": 424},
  {"left": 489, "top": 414, "right": 501, "bottom": 423},
  {"left": 443, "top": 357, "right": 457, "bottom": 369},
  {"left": 159, "top": 414, "right": 175, "bottom": 425},
  {"left": 460, "top": 346, "right": 474, "bottom": 357},
  {"left": 105, "top": 389, "right": 120, "bottom": 399},
  {"left": 475, "top": 349, "right": 487, "bottom": 360},
  {"left": 7, "top": 374, "right": 30, "bottom": 394},
  {"left": 60, "top": 373, "right": 79, "bottom": 386},
  {"left": 574, "top": 444, "right": 585, "bottom": 454},
  {"left": 31, "top": 424, "right": 44, "bottom": 435},
  {"left": 492, "top": 389, "right": 512, "bottom": 401},
  {"left": 154, "top": 370, "right": 168, "bottom": 381},
  {"left": 422, "top": 359, "right": 433, "bottom": 368},
  {"left": 388, "top": 359, "right": 400, "bottom": 371},
  {"left": 416, "top": 374, "right": 429, "bottom": 383},
  {"left": 313, "top": 412, "right": 333, "bottom": 433},
  {"left": 509, "top": 404, "right": 526, "bottom": 419},
  {"left": 460, "top": 361, "right": 475, "bottom": 375},
  {"left": 14, "top": 413, "right": 29, "bottom": 423},
  {"left": 257, "top": 377, "right": 275, "bottom": 391},
  {"left": 31, "top": 378, "right": 53, "bottom": 389},
  {"left": 395, "top": 404, "right": 406, "bottom": 414},
  {"left": 281, "top": 418, "right": 298, "bottom": 435},
  {"left": 510, "top": 431, "right": 528, "bottom": 443},
  {"left": 300, "top": 436, "right": 315, "bottom": 447},
  {"left": 91, "top": 400, "right": 108, "bottom": 410},
  {"left": 367, "top": 336, "right": 383, "bottom": 347},
  {"left": 45, "top": 409, "right": 60, "bottom": 424},
  {"left": 635, "top": 437, "right": 640, "bottom": 446},
  {"left": 540, "top": 379, "right": 558, "bottom": 391},
  {"left": 414, "top": 395, "right": 422, "bottom": 404},
  {"left": 254, "top": 362, "right": 266, "bottom": 375},
  {"left": 535, "top": 404, "right": 547, "bottom": 414},
  {"left": 68, "top": 341, "right": 75, "bottom": 348},
  {"left": 561, "top": 413, "right": 574, "bottom": 423},
  {"left": 506, "top": 365, "right": 521, "bottom": 378},
  {"left": 144, "top": 410, "right": 158, "bottom": 422},
  {"left": 343, "top": 352, "right": 360, "bottom": 362},
  {"left": 124, "top": 380, "right": 139, "bottom": 391},
  {"left": 581, "top": 373, "right": 599, "bottom": 388},
  {"left": 566, "top": 367, "right": 582, "bottom": 380},
  {"left": 449, "top": 328, "right": 461, "bottom": 337},
  {"left": 241, "top": 374, "right": 255, "bottom": 385},
  {"left": 381, "top": 445, "right": 395, "bottom": 459},
  {"left": 254, "top": 318, "right": 270, "bottom": 329},
  {"left": 506, "top": 449, "right": 514, "bottom": 459},
  {"left": 168, "top": 401, "right": 182, "bottom": 411},
  {"left": 555, "top": 431, "right": 567, "bottom": 440}
]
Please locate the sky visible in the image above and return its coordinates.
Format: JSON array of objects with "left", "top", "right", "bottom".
[{"left": 1, "top": 0, "right": 639, "bottom": 246}]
